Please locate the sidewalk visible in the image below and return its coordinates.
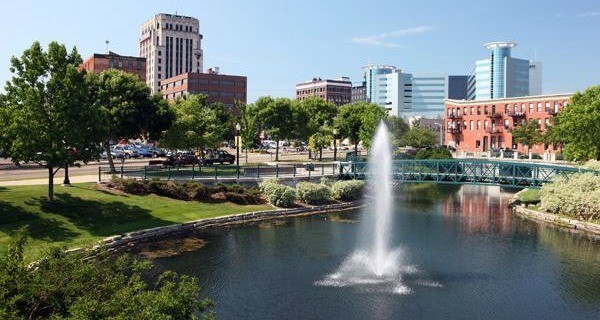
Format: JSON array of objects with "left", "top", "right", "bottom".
[{"left": 0, "top": 174, "right": 98, "bottom": 186}]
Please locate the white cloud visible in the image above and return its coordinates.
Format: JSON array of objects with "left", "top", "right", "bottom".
[
  {"left": 576, "top": 11, "right": 600, "bottom": 18},
  {"left": 352, "top": 25, "right": 434, "bottom": 48}
]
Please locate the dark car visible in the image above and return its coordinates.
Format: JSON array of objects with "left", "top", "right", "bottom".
[
  {"left": 163, "top": 154, "right": 200, "bottom": 166},
  {"left": 203, "top": 149, "right": 235, "bottom": 165}
]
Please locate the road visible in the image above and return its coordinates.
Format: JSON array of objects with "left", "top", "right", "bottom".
[{"left": 0, "top": 148, "right": 359, "bottom": 186}]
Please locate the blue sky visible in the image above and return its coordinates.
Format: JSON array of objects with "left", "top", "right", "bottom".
[{"left": 1, "top": 0, "right": 599, "bottom": 102}]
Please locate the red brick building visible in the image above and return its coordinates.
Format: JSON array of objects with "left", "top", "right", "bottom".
[
  {"left": 296, "top": 77, "right": 352, "bottom": 106},
  {"left": 80, "top": 51, "right": 146, "bottom": 82},
  {"left": 160, "top": 68, "right": 247, "bottom": 108},
  {"left": 444, "top": 94, "right": 572, "bottom": 157}
]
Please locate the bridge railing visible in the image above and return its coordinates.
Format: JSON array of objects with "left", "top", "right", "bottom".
[{"left": 339, "top": 159, "right": 596, "bottom": 188}]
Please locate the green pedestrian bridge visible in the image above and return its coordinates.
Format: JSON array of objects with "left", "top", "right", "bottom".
[{"left": 339, "top": 159, "right": 597, "bottom": 188}]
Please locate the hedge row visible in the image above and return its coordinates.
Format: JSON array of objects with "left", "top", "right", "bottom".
[
  {"left": 540, "top": 173, "right": 600, "bottom": 221},
  {"left": 259, "top": 178, "right": 365, "bottom": 208},
  {"left": 108, "top": 178, "right": 264, "bottom": 205}
]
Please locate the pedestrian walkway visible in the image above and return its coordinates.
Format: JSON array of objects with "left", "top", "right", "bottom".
[{"left": 0, "top": 174, "right": 98, "bottom": 186}]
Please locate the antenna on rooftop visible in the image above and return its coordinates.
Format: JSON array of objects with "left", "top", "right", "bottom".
[{"left": 105, "top": 39, "right": 110, "bottom": 54}]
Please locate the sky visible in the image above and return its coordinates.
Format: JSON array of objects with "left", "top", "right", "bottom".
[{"left": 1, "top": 0, "right": 599, "bottom": 102}]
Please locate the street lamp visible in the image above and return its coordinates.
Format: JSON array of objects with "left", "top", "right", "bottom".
[
  {"left": 235, "top": 123, "right": 241, "bottom": 170},
  {"left": 332, "top": 128, "right": 338, "bottom": 162},
  {"left": 433, "top": 123, "right": 444, "bottom": 146}
]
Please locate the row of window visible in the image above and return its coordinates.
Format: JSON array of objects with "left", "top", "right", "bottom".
[
  {"left": 447, "top": 100, "right": 569, "bottom": 117},
  {"left": 108, "top": 59, "right": 143, "bottom": 70},
  {"left": 297, "top": 87, "right": 351, "bottom": 95},
  {"left": 164, "top": 91, "right": 245, "bottom": 100},
  {"left": 448, "top": 117, "right": 551, "bottom": 131}
]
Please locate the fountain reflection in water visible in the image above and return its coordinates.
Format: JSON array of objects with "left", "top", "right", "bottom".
[{"left": 317, "top": 122, "right": 437, "bottom": 294}]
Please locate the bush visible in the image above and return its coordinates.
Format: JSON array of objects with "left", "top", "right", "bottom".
[
  {"left": 415, "top": 147, "right": 452, "bottom": 159},
  {"left": 259, "top": 178, "right": 281, "bottom": 195},
  {"left": 265, "top": 184, "right": 296, "bottom": 207},
  {"left": 540, "top": 173, "right": 600, "bottom": 221},
  {"left": 296, "top": 182, "right": 331, "bottom": 205},
  {"left": 117, "top": 178, "right": 150, "bottom": 195},
  {"left": 581, "top": 160, "right": 600, "bottom": 171},
  {"left": 331, "top": 180, "right": 365, "bottom": 201}
]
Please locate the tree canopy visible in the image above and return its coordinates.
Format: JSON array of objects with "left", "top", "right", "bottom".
[
  {"left": 335, "top": 102, "right": 387, "bottom": 153},
  {"left": 511, "top": 120, "right": 542, "bottom": 153},
  {"left": 160, "top": 94, "right": 229, "bottom": 152},
  {"left": 257, "top": 97, "right": 296, "bottom": 161},
  {"left": 0, "top": 41, "right": 106, "bottom": 201},
  {"left": 0, "top": 229, "right": 215, "bottom": 319},
  {"left": 398, "top": 125, "right": 437, "bottom": 148},
  {"left": 554, "top": 85, "right": 600, "bottom": 161}
]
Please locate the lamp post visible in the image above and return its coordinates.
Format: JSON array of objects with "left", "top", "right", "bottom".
[
  {"left": 332, "top": 128, "right": 338, "bottom": 162},
  {"left": 433, "top": 123, "right": 443, "bottom": 146},
  {"left": 235, "top": 123, "right": 241, "bottom": 170}
]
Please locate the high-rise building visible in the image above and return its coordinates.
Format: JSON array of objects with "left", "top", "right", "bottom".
[
  {"left": 470, "top": 42, "right": 541, "bottom": 100},
  {"left": 139, "top": 13, "right": 204, "bottom": 93},
  {"left": 160, "top": 68, "right": 247, "bottom": 107},
  {"left": 80, "top": 51, "right": 146, "bottom": 82},
  {"left": 361, "top": 65, "right": 468, "bottom": 118},
  {"left": 295, "top": 77, "right": 352, "bottom": 106}
]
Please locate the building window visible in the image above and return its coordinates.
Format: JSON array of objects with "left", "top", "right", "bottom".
[
  {"left": 477, "top": 106, "right": 481, "bottom": 115},
  {"left": 484, "top": 120, "right": 488, "bottom": 129},
  {"left": 537, "top": 102, "right": 542, "bottom": 112},
  {"left": 470, "top": 107, "right": 474, "bottom": 115},
  {"left": 158, "top": 51, "right": 162, "bottom": 56},
  {"left": 504, "top": 119, "right": 510, "bottom": 129},
  {"left": 158, "top": 74, "right": 161, "bottom": 79},
  {"left": 109, "top": 59, "right": 114, "bottom": 68},
  {"left": 529, "top": 103, "right": 534, "bottom": 113},
  {"left": 484, "top": 106, "right": 488, "bottom": 114},
  {"left": 476, "top": 140, "right": 481, "bottom": 148},
  {"left": 477, "top": 120, "right": 481, "bottom": 130},
  {"left": 470, "top": 121, "right": 474, "bottom": 131}
]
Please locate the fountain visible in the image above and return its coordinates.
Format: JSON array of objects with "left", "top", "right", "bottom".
[{"left": 316, "top": 121, "right": 433, "bottom": 294}]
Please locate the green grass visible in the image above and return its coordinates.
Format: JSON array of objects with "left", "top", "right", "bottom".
[
  {"left": 0, "top": 183, "right": 271, "bottom": 261},
  {"left": 518, "top": 188, "right": 542, "bottom": 204}
]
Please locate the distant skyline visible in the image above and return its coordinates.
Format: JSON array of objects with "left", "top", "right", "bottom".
[{"left": 1, "top": 0, "right": 599, "bottom": 102}]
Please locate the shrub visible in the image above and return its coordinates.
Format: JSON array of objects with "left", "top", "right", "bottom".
[
  {"left": 331, "top": 180, "right": 365, "bottom": 201},
  {"left": 118, "top": 178, "right": 150, "bottom": 195},
  {"left": 540, "top": 173, "right": 600, "bottom": 221},
  {"left": 259, "top": 178, "right": 281, "bottom": 194},
  {"left": 319, "top": 177, "right": 333, "bottom": 187},
  {"left": 265, "top": 184, "right": 296, "bottom": 207},
  {"left": 296, "top": 182, "right": 331, "bottom": 205},
  {"left": 581, "top": 160, "right": 600, "bottom": 171},
  {"left": 415, "top": 147, "right": 452, "bottom": 159}
]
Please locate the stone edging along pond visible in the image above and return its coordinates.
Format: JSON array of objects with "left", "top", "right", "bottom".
[
  {"left": 93, "top": 201, "right": 364, "bottom": 253},
  {"left": 509, "top": 197, "right": 600, "bottom": 236}
]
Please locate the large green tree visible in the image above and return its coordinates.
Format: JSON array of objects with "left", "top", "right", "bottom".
[
  {"left": 237, "top": 102, "right": 261, "bottom": 163},
  {"left": 386, "top": 115, "right": 410, "bottom": 147},
  {"left": 257, "top": 97, "right": 296, "bottom": 161},
  {"left": 334, "top": 102, "right": 387, "bottom": 154},
  {"left": 511, "top": 120, "right": 542, "bottom": 154},
  {"left": 554, "top": 86, "right": 600, "bottom": 161},
  {"left": 160, "top": 94, "right": 228, "bottom": 154},
  {"left": 297, "top": 97, "right": 337, "bottom": 159},
  {"left": 0, "top": 229, "right": 215, "bottom": 319},
  {"left": 87, "top": 69, "right": 173, "bottom": 172},
  {"left": 398, "top": 125, "right": 437, "bottom": 148},
  {"left": 0, "top": 41, "right": 106, "bottom": 201}
]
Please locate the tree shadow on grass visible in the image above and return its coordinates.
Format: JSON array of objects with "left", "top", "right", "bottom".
[
  {"left": 32, "top": 193, "right": 173, "bottom": 237},
  {"left": 0, "top": 200, "right": 78, "bottom": 242}
]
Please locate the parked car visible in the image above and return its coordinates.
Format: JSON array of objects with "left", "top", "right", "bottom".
[
  {"left": 149, "top": 147, "right": 167, "bottom": 157},
  {"left": 163, "top": 154, "right": 200, "bottom": 166},
  {"left": 135, "top": 147, "right": 154, "bottom": 158},
  {"left": 203, "top": 149, "right": 235, "bottom": 165},
  {"left": 112, "top": 146, "right": 137, "bottom": 159}
]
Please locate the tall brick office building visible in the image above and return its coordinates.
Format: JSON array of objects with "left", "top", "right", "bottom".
[
  {"left": 296, "top": 77, "right": 352, "bottom": 106},
  {"left": 444, "top": 93, "right": 571, "bottom": 157},
  {"left": 80, "top": 51, "right": 146, "bottom": 82}
]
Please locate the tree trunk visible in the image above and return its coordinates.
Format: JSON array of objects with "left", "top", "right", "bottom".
[
  {"left": 48, "top": 167, "right": 54, "bottom": 202},
  {"left": 308, "top": 150, "right": 312, "bottom": 159},
  {"left": 105, "top": 141, "right": 116, "bottom": 173},
  {"left": 319, "top": 147, "right": 322, "bottom": 161},
  {"left": 354, "top": 142, "right": 358, "bottom": 156},
  {"left": 275, "top": 140, "right": 280, "bottom": 162}
]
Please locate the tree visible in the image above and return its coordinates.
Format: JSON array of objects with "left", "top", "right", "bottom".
[
  {"left": 160, "top": 95, "right": 228, "bottom": 154},
  {"left": 0, "top": 41, "right": 106, "bottom": 201},
  {"left": 257, "top": 97, "right": 295, "bottom": 161},
  {"left": 87, "top": 69, "right": 173, "bottom": 172},
  {"left": 308, "top": 130, "right": 333, "bottom": 161},
  {"left": 0, "top": 228, "right": 215, "bottom": 319},
  {"left": 386, "top": 115, "right": 410, "bottom": 147},
  {"left": 511, "top": 120, "right": 542, "bottom": 154},
  {"left": 554, "top": 86, "right": 600, "bottom": 161},
  {"left": 237, "top": 102, "right": 261, "bottom": 163},
  {"left": 334, "top": 102, "right": 387, "bottom": 154},
  {"left": 398, "top": 126, "right": 437, "bottom": 148},
  {"left": 297, "top": 97, "right": 337, "bottom": 159}
]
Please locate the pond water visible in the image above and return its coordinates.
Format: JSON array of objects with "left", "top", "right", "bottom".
[{"left": 153, "top": 185, "right": 600, "bottom": 320}]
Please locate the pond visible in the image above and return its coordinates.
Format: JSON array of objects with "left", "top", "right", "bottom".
[{"left": 152, "top": 184, "right": 600, "bottom": 320}]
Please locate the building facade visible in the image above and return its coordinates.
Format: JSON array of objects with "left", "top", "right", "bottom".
[
  {"left": 361, "top": 65, "right": 469, "bottom": 118},
  {"left": 444, "top": 93, "right": 571, "bottom": 156},
  {"left": 139, "top": 13, "right": 204, "bottom": 93},
  {"left": 351, "top": 82, "right": 366, "bottom": 103},
  {"left": 469, "top": 42, "right": 542, "bottom": 100},
  {"left": 80, "top": 51, "right": 146, "bottom": 81},
  {"left": 160, "top": 68, "right": 247, "bottom": 107},
  {"left": 295, "top": 77, "right": 352, "bottom": 106}
]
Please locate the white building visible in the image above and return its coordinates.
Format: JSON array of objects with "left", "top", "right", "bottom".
[{"left": 139, "top": 13, "right": 204, "bottom": 93}]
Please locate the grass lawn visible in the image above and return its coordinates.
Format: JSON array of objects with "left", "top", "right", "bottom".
[{"left": 0, "top": 183, "right": 271, "bottom": 261}]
